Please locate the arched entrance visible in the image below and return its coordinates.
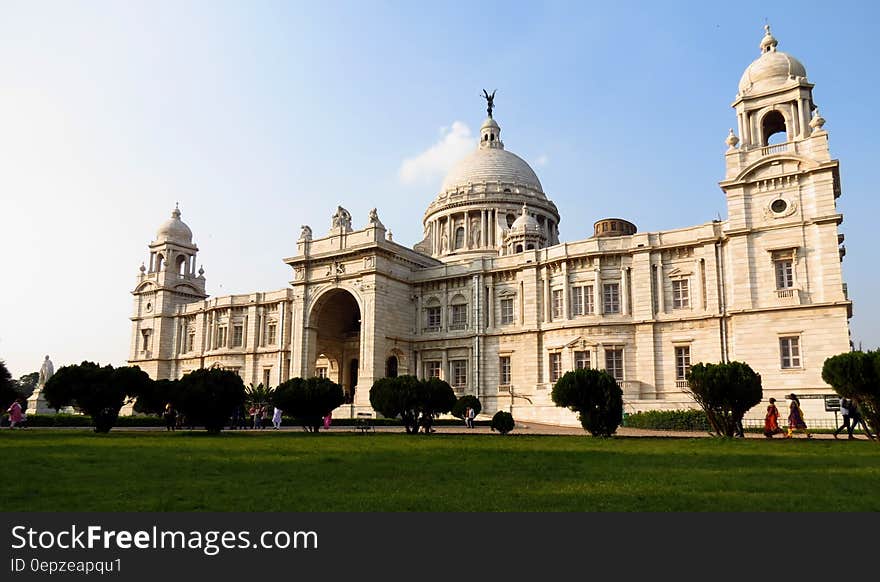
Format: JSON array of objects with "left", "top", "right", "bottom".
[{"left": 308, "top": 288, "right": 361, "bottom": 403}]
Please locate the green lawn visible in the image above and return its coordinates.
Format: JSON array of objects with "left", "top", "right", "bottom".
[{"left": 2, "top": 431, "right": 878, "bottom": 511}]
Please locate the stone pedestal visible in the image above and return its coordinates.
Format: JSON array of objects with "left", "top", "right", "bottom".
[{"left": 26, "top": 387, "right": 55, "bottom": 415}]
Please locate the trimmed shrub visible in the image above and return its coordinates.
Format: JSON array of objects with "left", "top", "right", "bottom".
[
  {"left": 176, "top": 368, "right": 246, "bottom": 433},
  {"left": 685, "top": 361, "right": 762, "bottom": 438},
  {"left": 491, "top": 410, "right": 515, "bottom": 434},
  {"left": 823, "top": 351, "right": 880, "bottom": 440},
  {"left": 551, "top": 369, "right": 623, "bottom": 437},
  {"left": 451, "top": 395, "right": 482, "bottom": 420},
  {"left": 272, "top": 377, "right": 344, "bottom": 432},
  {"left": 623, "top": 409, "right": 710, "bottom": 431},
  {"left": 369, "top": 375, "right": 456, "bottom": 434}
]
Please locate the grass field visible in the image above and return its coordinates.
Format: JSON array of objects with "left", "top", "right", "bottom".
[{"left": 2, "top": 430, "right": 878, "bottom": 511}]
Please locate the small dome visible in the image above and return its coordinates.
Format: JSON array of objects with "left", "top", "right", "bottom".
[
  {"left": 738, "top": 26, "right": 807, "bottom": 95},
  {"left": 511, "top": 205, "right": 540, "bottom": 230},
  {"left": 441, "top": 148, "right": 544, "bottom": 195},
  {"left": 481, "top": 117, "right": 500, "bottom": 131},
  {"left": 155, "top": 205, "right": 193, "bottom": 244}
]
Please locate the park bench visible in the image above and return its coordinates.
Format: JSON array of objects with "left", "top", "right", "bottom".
[{"left": 354, "top": 412, "right": 374, "bottom": 433}]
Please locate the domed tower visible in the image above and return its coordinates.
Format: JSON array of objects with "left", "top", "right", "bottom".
[
  {"left": 130, "top": 205, "right": 207, "bottom": 374},
  {"left": 418, "top": 98, "right": 560, "bottom": 261},
  {"left": 503, "top": 204, "right": 547, "bottom": 254}
]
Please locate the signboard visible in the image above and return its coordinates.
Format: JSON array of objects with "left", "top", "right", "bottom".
[{"left": 824, "top": 395, "right": 841, "bottom": 412}]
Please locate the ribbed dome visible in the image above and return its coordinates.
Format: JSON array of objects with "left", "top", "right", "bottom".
[
  {"left": 440, "top": 148, "right": 544, "bottom": 195},
  {"left": 511, "top": 205, "right": 540, "bottom": 230},
  {"left": 738, "top": 26, "right": 807, "bottom": 95},
  {"left": 155, "top": 206, "right": 193, "bottom": 244}
]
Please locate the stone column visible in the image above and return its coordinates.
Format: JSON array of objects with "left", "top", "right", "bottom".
[
  {"left": 446, "top": 215, "right": 453, "bottom": 252},
  {"left": 487, "top": 275, "right": 495, "bottom": 329},
  {"left": 562, "top": 261, "right": 570, "bottom": 319},
  {"left": 621, "top": 267, "right": 629, "bottom": 315},
  {"left": 415, "top": 350, "right": 422, "bottom": 380},
  {"left": 481, "top": 210, "right": 487, "bottom": 247},
  {"left": 441, "top": 350, "right": 448, "bottom": 382},
  {"left": 656, "top": 257, "right": 666, "bottom": 314},
  {"left": 543, "top": 267, "right": 551, "bottom": 322},
  {"left": 594, "top": 268, "right": 603, "bottom": 315}
]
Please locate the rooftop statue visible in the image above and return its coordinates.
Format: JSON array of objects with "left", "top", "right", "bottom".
[{"left": 482, "top": 89, "right": 496, "bottom": 118}]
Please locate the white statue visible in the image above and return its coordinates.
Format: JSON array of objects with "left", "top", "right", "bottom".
[
  {"left": 38, "top": 355, "right": 54, "bottom": 388},
  {"left": 368, "top": 208, "right": 384, "bottom": 228},
  {"left": 331, "top": 206, "right": 352, "bottom": 231}
]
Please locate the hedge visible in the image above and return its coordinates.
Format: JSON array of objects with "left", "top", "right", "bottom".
[{"left": 623, "top": 409, "right": 710, "bottom": 431}]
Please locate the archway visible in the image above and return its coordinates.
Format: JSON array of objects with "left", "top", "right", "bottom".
[
  {"left": 308, "top": 288, "right": 361, "bottom": 403},
  {"left": 386, "top": 355, "right": 398, "bottom": 378},
  {"left": 762, "top": 110, "right": 787, "bottom": 145}
]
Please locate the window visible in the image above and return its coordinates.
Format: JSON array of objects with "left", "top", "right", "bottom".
[
  {"left": 574, "top": 350, "right": 591, "bottom": 370},
  {"left": 263, "top": 369, "right": 271, "bottom": 388},
  {"left": 605, "top": 348, "right": 624, "bottom": 381},
  {"left": 316, "top": 367, "right": 328, "bottom": 379},
  {"left": 675, "top": 346, "right": 691, "bottom": 380},
  {"left": 552, "top": 289, "right": 563, "bottom": 320},
  {"left": 426, "top": 306, "right": 441, "bottom": 331},
  {"left": 603, "top": 283, "right": 620, "bottom": 314},
  {"left": 780, "top": 337, "right": 801, "bottom": 368},
  {"left": 232, "top": 325, "right": 243, "bottom": 347},
  {"left": 217, "top": 326, "right": 228, "bottom": 348},
  {"left": 450, "top": 360, "right": 467, "bottom": 388},
  {"left": 672, "top": 279, "right": 690, "bottom": 309},
  {"left": 500, "top": 298, "right": 514, "bottom": 325},
  {"left": 141, "top": 329, "right": 152, "bottom": 352},
  {"left": 266, "top": 322, "right": 277, "bottom": 345},
  {"left": 775, "top": 260, "right": 794, "bottom": 289},
  {"left": 186, "top": 329, "right": 195, "bottom": 352},
  {"left": 584, "top": 285, "right": 594, "bottom": 314},
  {"left": 549, "top": 353, "right": 562, "bottom": 382},
  {"left": 454, "top": 227, "right": 465, "bottom": 249},
  {"left": 499, "top": 356, "right": 511, "bottom": 385},
  {"left": 425, "top": 361, "right": 441, "bottom": 379},
  {"left": 571, "top": 286, "right": 583, "bottom": 316},
  {"left": 451, "top": 304, "right": 467, "bottom": 329}
]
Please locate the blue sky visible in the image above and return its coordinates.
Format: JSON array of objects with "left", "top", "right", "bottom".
[{"left": 1, "top": 0, "right": 878, "bottom": 376}]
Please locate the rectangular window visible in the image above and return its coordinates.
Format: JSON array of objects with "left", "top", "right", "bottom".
[
  {"left": 552, "top": 289, "right": 563, "bottom": 320},
  {"left": 675, "top": 346, "right": 691, "bottom": 380},
  {"left": 450, "top": 360, "right": 467, "bottom": 388},
  {"left": 500, "top": 298, "right": 515, "bottom": 325},
  {"left": 499, "top": 356, "right": 511, "bottom": 385},
  {"left": 574, "top": 350, "right": 591, "bottom": 370},
  {"left": 186, "top": 330, "right": 195, "bottom": 352},
  {"left": 775, "top": 260, "right": 794, "bottom": 289},
  {"left": 266, "top": 323, "right": 277, "bottom": 345},
  {"left": 426, "top": 306, "right": 441, "bottom": 331},
  {"left": 603, "top": 283, "right": 620, "bottom": 314},
  {"left": 571, "top": 286, "right": 583, "bottom": 316},
  {"left": 450, "top": 304, "right": 467, "bottom": 329},
  {"left": 584, "top": 285, "right": 594, "bottom": 314},
  {"left": 141, "top": 329, "right": 152, "bottom": 352},
  {"left": 263, "top": 369, "right": 271, "bottom": 388},
  {"left": 672, "top": 279, "right": 690, "bottom": 309},
  {"left": 605, "top": 348, "right": 624, "bottom": 381},
  {"left": 217, "top": 326, "right": 228, "bottom": 348},
  {"left": 232, "top": 325, "right": 243, "bottom": 347},
  {"left": 425, "top": 361, "right": 441, "bottom": 379},
  {"left": 316, "top": 367, "right": 328, "bottom": 379},
  {"left": 549, "top": 353, "right": 562, "bottom": 382},
  {"left": 780, "top": 336, "right": 801, "bottom": 368}
]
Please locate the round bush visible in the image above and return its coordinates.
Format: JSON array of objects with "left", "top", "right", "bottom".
[
  {"left": 491, "top": 410, "right": 515, "bottom": 434},
  {"left": 451, "top": 395, "right": 482, "bottom": 419}
]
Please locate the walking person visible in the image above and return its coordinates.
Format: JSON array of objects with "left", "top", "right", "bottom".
[
  {"left": 272, "top": 406, "right": 282, "bottom": 430},
  {"left": 250, "top": 405, "right": 259, "bottom": 430},
  {"left": 260, "top": 406, "right": 269, "bottom": 429},
  {"left": 849, "top": 398, "right": 875, "bottom": 440},
  {"left": 322, "top": 411, "right": 332, "bottom": 430},
  {"left": 763, "top": 397, "right": 783, "bottom": 438},
  {"left": 163, "top": 402, "right": 177, "bottom": 431},
  {"left": 6, "top": 399, "right": 23, "bottom": 429},
  {"left": 785, "top": 393, "right": 812, "bottom": 439},
  {"left": 833, "top": 397, "right": 854, "bottom": 439},
  {"left": 467, "top": 406, "right": 476, "bottom": 429},
  {"left": 464, "top": 406, "right": 472, "bottom": 429}
]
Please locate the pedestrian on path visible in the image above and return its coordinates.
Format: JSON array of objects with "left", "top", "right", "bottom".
[
  {"left": 272, "top": 407, "right": 282, "bottom": 430},
  {"left": 850, "top": 398, "right": 875, "bottom": 440},
  {"left": 833, "top": 397, "right": 855, "bottom": 439},
  {"left": 763, "top": 397, "right": 783, "bottom": 438},
  {"left": 6, "top": 399, "right": 23, "bottom": 429},
  {"left": 785, "top": 394, "right": 812, "bottom": 439}
]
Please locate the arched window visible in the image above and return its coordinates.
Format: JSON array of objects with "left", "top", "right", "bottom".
[
  {"left": 385, "top": 356, "right": 398, "bottom": 378},
  {"left": 762, "top": 110, "right": 787, "bottom": 145},
  {"left": 515, "top": 244, "right": 523, "bottom": 253},
  {"left": 506, "top": 214, "right": 516, "bottom": 228},
  {"left": 156, "top": 253, "right": 165, "bottom": 271},
  {"left": 176, "top": 255, "right": 187, "bottom": 275},
  {"left": 527, "top": 244, "right": 535, "bottom": 250},
  {"left": 454, "top": 227, "right": 465, "bottom": 249}
]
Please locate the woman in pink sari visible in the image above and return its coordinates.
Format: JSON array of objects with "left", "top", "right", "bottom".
[
  {"left": 785, "top": 394, "right": 812, "bottom": 439},
  {"left": 6, "top": 399, "right": 23, "bottom": 428}
]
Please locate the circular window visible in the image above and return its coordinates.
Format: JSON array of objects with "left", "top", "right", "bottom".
[
  {"left": 145, "top": 302, "right": 153, "bottom": 312},
  {"left": 771, "top": 199, "right": 788, "bottom": 213}
]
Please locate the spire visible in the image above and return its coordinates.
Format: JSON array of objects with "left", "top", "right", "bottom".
[
  {"left": 760, "top": 23, "right": 778, "bottom": 53},
  {"left": 172, "top": 202, "right": 181, "bottom": 220}
]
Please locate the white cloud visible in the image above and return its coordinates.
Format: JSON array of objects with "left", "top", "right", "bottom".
[
  {"left": 398, "top": 121, "right": 473, "bottom": 185},
  {"left": 535, "top": 154, "right": 549, "bottom": 167}
]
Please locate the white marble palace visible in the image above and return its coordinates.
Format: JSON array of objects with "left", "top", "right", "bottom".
[{"left": 129, "top": 27, "right": 851, "bottom": 424}]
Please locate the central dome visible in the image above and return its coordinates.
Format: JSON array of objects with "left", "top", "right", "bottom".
[{"left": 441, "top": 147, "right": 544, "bottom": 196}]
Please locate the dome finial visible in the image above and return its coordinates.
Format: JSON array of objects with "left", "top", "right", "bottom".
[
  {"left": 172, "top": 202, "right": 181, "bottom": 219},
  {"left": 760, "top": 22, "right": 778, "bottom": 53}
]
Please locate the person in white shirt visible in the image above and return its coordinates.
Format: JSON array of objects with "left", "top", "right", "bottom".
[{"left": 272, "top": 407, "right": 282, "bottom": 430}]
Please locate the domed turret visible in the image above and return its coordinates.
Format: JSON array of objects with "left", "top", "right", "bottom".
[
  {"left": 155, "top": 204, "right": 193, "bottom": 245},
  {"left": 738, "top": 25, "right": 807, "bottom": 96},
  {"left": 419, "top": 94, "right": 560, "bottom": 261},
  {"left": 503, "top": 204, "right": 547, "bottom": 254}
]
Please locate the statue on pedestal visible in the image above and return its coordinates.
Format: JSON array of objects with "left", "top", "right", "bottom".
[{"left": 27, "top": 355, "right": 55, "bottom": 415}]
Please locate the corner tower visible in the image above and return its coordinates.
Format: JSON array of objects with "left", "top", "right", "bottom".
[{"left": 129, "top": 205, "right": 207, "bottom": 377}]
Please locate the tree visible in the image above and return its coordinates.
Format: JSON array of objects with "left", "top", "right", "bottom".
[
  {"left": 823, "top": 350, "right": 880, "bottom": 440},
  {"left": 685, "top": 361, "right": 762, "bottom": 438},
  {"left": 245, "top": 383, "right": 275, "bottom": 409},
  {"left": 369, "top": 375, "right": 456, "bottom": 434},
  {"left": 491, "top": 410, "right": 515, "bottom": 434},
  {"left": 132, "top": 378, "right": 180, "bottom": 416},
  {"left": 451, "top": 394, "right": 482, "bottom": 420},
  {"left": 1, "top": 360, "right": 24, "bottom": 412},
  {"left": 15, "top": 372, "right": 39, "bottom": 400},
  {"left": 551, "top": 369, "right": 623, "bottom": 437},
  {"left": 43, "top": 362, "right": 153, "bottom": 433},
  {"left": 176, "top": 368, "right": 246, "bottom": 433},
  {"left": 272, "top": 377, "right": 344, "bottom": 432}
]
